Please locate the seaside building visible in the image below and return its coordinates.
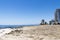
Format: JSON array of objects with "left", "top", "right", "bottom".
[
  {"left": 40, "top": 9, "right": 60, "bottom": 25},
  {"left": 55, "top": 9, "right": 60, "bottom": 24}
]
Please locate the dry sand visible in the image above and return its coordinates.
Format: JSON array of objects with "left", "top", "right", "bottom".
[{"left": 0, "top": 25, "right": 60, "bottom": 40}]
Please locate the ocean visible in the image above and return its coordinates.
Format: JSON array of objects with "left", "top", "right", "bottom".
[{"left": 0, "top": 24, "right": 39, "bottom": 29}]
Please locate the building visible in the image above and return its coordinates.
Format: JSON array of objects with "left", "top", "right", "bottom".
[
  {"left": 55, "top": 9, "right": 60, "bottom": 24},
  {"left": 49, "top": 20, "right": 55, "bottom": 25}
]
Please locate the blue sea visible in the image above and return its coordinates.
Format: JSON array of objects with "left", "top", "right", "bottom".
[{"left": 0, "top": 24, "right": 39, "bottom": 29}]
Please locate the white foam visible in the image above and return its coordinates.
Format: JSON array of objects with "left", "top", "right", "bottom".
[{"left": 0, "top": 28, "right": 12, "bottom": 37}]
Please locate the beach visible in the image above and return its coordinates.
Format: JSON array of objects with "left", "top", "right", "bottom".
[{"left": 0, "top": 25, "right": 60, "bottom": 40}]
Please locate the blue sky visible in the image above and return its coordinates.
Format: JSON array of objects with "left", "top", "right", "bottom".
[{"left": 0, "top": 0, "right": 60, "bottom": 25}]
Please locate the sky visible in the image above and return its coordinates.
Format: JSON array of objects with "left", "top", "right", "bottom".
[{"left": 0, "top": 0, "right": 60, "bottom": 25}]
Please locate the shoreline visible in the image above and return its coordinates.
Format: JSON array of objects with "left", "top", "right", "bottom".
[{"left": 0, "top": 25, "right": 60, "bottom": 40}]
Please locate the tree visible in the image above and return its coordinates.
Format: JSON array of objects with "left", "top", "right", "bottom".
[
  {"left": 45, "top": 22, "right": 48, "bottom": 25},
  {"left": 40, "top": 19, "right": 45, "bottom": 25}
]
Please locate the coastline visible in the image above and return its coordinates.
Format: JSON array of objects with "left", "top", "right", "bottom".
[{"left": 0, "top": 25, "right": 60, "bottom": 40}]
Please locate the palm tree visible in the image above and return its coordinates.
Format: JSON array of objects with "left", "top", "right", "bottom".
[{"left": 40, "top": 19, "right": 45, "bottom": 25}]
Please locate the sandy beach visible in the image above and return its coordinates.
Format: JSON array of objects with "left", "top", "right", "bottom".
[{"left": 0, "top": 25, "right": 60, "bottom": 40}]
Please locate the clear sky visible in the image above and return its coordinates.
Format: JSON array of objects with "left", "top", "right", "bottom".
[{"left": 0, "top": 0, "right": 60, "bottom": 25}]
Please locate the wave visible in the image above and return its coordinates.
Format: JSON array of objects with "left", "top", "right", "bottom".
[{"left": 0, "top": 28, "right": 12, "bottom": 37}]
